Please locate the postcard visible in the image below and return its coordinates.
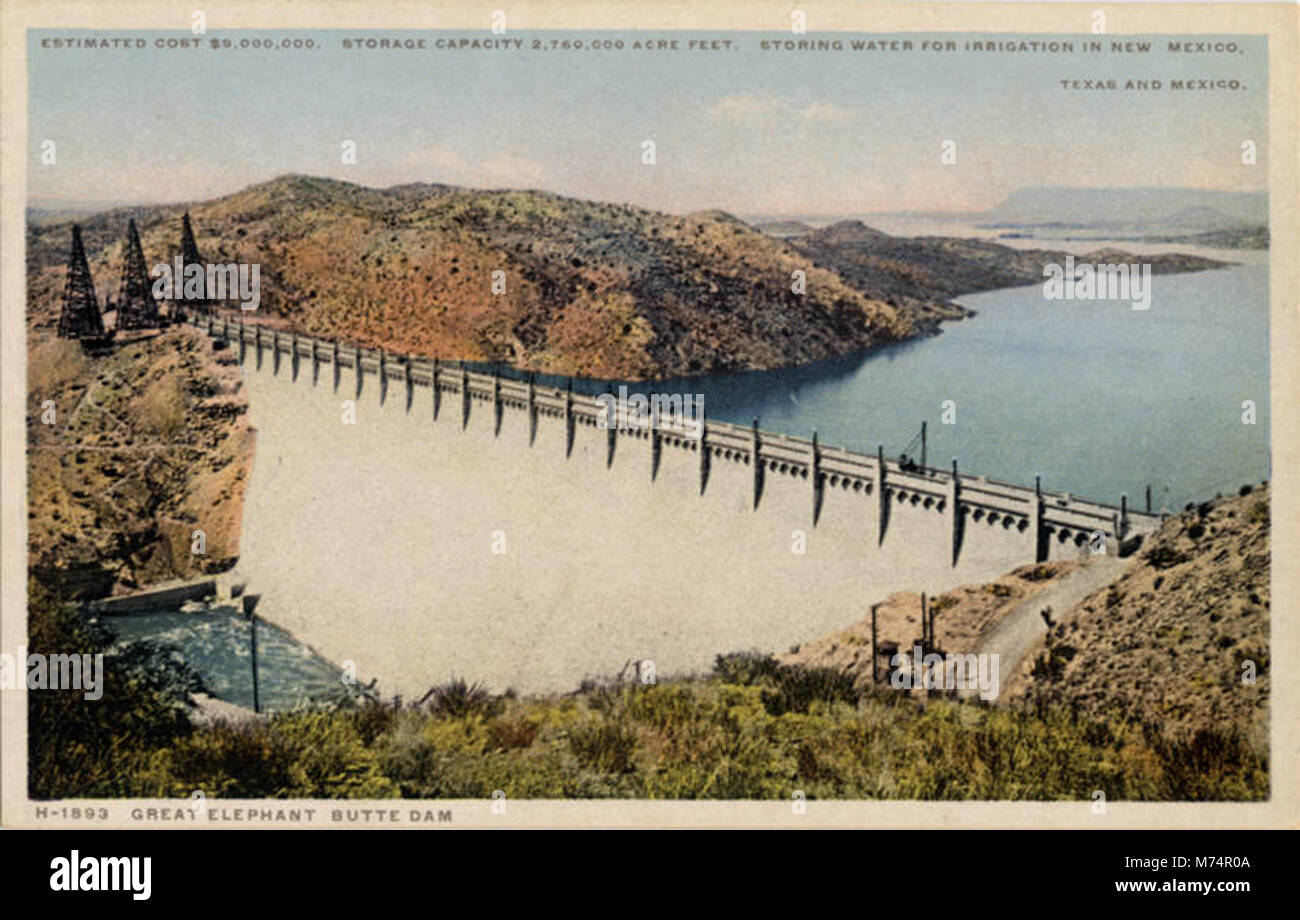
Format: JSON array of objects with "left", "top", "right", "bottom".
[{"left": 2, "top": 0, "right": 1295, "bottom": 829}]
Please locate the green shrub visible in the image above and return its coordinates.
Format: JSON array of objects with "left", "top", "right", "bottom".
[
  {"left": 760, "top": 665, "right": 858, "bottom": 716},
  {"left": 1019, "top": 564, "right": 1057, "bottom": 582},
  {"left": 568, "top": 721, "right": 638, "bottom": 774},
  {"left": 713, "top": 650, "right": 782, "bottom": 686},
  {"left": 426, "top": 677, "right": 498, "bottom": 719},
  {"left": 27, "top": 586, "right": 1269, "bottom": 802},
  {"left": 488, "top": 716, "right": 539, "bottom": 751},
  {"left": 1145, "top": 545, "right": 1190, "bottom": 570},
  {"left": 27, "top": 581, "right": 199, "bottom": 799}
]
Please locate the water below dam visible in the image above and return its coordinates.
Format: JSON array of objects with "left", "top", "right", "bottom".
[{"left": 107, "top": 608, "right": 357, "bottom": 712}]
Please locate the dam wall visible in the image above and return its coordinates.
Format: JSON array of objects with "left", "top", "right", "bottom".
[{"left": 198, "top": 315, "right": 1159, "bottom": 696}]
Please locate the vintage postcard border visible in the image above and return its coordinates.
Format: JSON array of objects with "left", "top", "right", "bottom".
[{"left": 2, "top": 0, "right": 1296, "bottom": 829}]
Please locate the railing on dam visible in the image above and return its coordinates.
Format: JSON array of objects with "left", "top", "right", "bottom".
[{"left": 188, "top": 312, "right": 1164, "bottom": 562}]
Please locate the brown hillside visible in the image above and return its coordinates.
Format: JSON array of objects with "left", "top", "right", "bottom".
[
  {"left": 787, "top": 220, "right": 1227, "bottom": 331},
  {"left": 26, "top": 328, "right": 254, "bottom": 596},
  {"left": 1008, "top": 487, "right": 1270, "bottom": 740},
  {"left": 779, "top": 561, "right": 1077, "bottom": 692},
  {"left": 27, "top": 176, "right": 911, "bottom": 380}
]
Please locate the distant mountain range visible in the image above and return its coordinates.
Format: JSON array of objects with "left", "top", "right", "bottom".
[
  {"left": 751, "top": 186, "right": 1270, "bottom": 249},
  {"left": 983, "top": 186, "right": 1266, "bottom": 227}
]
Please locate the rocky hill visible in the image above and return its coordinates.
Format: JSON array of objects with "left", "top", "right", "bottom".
[
  {"left": 1008, "top": 486, "right": 1270, "bottom": 741},
  {"left": 780, "top": 482, "right": 1268, "bottom": 743},
  {"left": 27, "top": 328, "right": 253, "bottom": 596},
  {"left": 29, "top": 177, "right": 1229, "bottom": 383},
  {"left": 779, "top": 560, "right": 1079, "bottom": 692},
  {"left": 785, "top": 220, "right": 1227, "bottom": 329},
  {"left": 27, "top": 176, "right": 911, "bottom": 381}
]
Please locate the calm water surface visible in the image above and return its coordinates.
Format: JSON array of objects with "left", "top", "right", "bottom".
[{"left": 600, "top": 260, "right": 1269, "bottom": 511}]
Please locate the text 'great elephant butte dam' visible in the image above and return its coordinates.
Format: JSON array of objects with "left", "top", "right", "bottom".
[{"left": 196, "top": 314, "right": 1162, "bottom": 697}]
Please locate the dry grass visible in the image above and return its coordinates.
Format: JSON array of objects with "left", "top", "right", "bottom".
[
  {"left": 136, "top": 376, "right": 189, "bottom": 439},
  {"left": 28, "top": 337, "right": 91, "bottom": 396}
]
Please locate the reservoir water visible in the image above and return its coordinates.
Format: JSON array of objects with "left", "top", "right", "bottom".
[{"left": 603, "top": 258, "right": 1269, "bottom": 511}]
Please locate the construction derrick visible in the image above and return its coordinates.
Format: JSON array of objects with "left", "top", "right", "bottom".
[
  {"left": 178, "top": 211, "right": 210, "bottom": 316},
  {"left": 116, "top": 218, "right": 161, "bottom": 330},
  {"left": 57, "top": 225, "right": 107, "bottom": 340}
]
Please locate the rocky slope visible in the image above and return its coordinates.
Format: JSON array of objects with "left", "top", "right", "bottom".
[
  {"left": 1008, "top": 486, "right": 1270, "bottom": 740},
  {"left": 779, "top": 561, "right": 1079, "bottom": 693},
  {"left": 26, "top": 327, "right": 254, "bottom": 596},
  {"left": 784, "top": 483, "right": 1269, "bottom": 740},
  {"left": 29, "top": 177, "right": 1228, "bottom": 383},
  {"left": 27, "top": 176, "right": 911, "bottom": 381}
]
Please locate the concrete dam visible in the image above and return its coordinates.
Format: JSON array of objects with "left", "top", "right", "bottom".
[{"left": 198, "top": 316, "right": 1161, "bottom": 697}]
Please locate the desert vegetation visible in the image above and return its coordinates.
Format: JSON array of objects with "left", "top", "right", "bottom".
[
  {"left": 29, "top": 587, "right": 1266, "bottom": 801},
  {"left": 1009, "top": 487, "right": 1271, "bottom": 743}
]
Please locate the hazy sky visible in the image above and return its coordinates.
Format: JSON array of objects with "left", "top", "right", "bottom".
[{"left": 28, "top": 30, "right": 1268, "bottom": 215}]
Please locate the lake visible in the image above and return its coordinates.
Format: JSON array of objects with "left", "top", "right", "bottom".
[{"left": 603, "top": 257, "right": 1269, "bottom": 511}]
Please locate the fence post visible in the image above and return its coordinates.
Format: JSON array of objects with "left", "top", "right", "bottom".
[
  {"left": 751, "top": 417, "right": 762, "bottom": 511},
  {"left": 243, "top": 595, "right": 261, "bottom": 715},
  {"left": 871, "top": 604, "right": 879, "bottom": 683}
]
